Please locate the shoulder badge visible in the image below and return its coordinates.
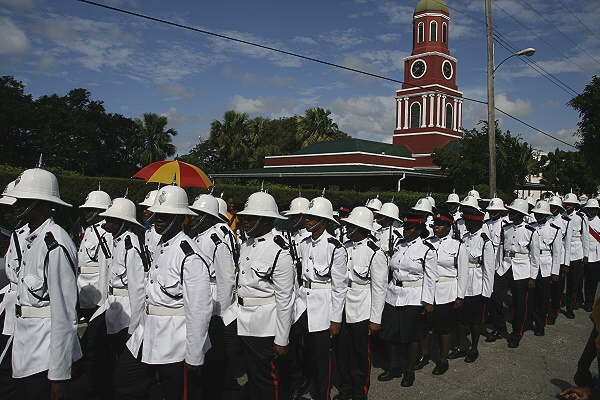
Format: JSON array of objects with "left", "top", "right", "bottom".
[
  {"left": 393, "top": 229, "right": 403, "bottom": 238},
  {"left": 124, "top": 235, "right": 133, "bottom": 250},
  {"left": 180, "top": 240, "right": 195, "bottom": 257},
  {"left": 562, "top": 215, "right": 571, "bottom": 222},
  {"left": 550, "top": 223, "right": 560, "bottom": 230},
  {"left": 367, "top": 240, "right": 379, "bottom": 252},
  {"left": 481, "top": 232, "right": 490, "bottom": 242},
  {"left": 328, "top": 237, "right": 342, "bottom": 248},
  {"left": 273, "top": 235, "right": 289, "bottom": 249},
  {"left": 210, "top": 233, "right": 222, "bottom": 246},
  {"left": 44, "top": 232, "right": 59, "bottom": 251},
  {"left": 577, "top": 211, "right": 585, "bottom": 218},
  {"left": 220, "top": 225, "right": 229, "bottom": 236},
  {"left": 423, "top": 240, "right": 435, "bottom": 250},
  {"left": 503, "top": 222, "right": 513, "bottom": 229},
  {"left": 525, "top": 225, "right": 535, "bottom": 232}
]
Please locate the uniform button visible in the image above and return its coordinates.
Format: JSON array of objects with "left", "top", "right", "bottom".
[
  {"left": 246, "top": 257, "right": 250, "bottom": 261},
  {"left": 150, "top": 280, "right": 154, "bottom": 284},
  {"left": 238, "top": 285, "right": 241, "bottom": 288},
  {"left": 27, "top": 245, "right": 31, "bottom": 249},
  {"left": 21, "top": 278, "right": 24, "bottom": 283},
  {"left": 307, "top": 292, "right": 310, "bottom": 295},
  {"left": 146, "top": 295, "right": 149, "bottom": 299},
  {"left": 155, "top": 266, "right": 158, "bottom": 269},
  {"left": 241, "top": 271, "right": 245, "bottom": 275},
  {"left": 305, "top": 269, "right": 309, "bottom": 272},
  {"left": 160, "top": 250, "right": 164, "bottom": 254}
]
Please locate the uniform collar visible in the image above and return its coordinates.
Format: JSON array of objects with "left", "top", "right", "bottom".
[
  {"left": 310, "top": 230, "right": 330, "bottom": 244},
  {"left": 160, "top": 230, "right": 186, "bottom": 248},
  {"left": 250, "top": 230, "right": 272, "bottom": 244},
  {"left": 25, "top": 217, "right": 53, "bottom": 243}
]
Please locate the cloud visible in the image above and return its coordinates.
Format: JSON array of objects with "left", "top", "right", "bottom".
[
  {"left": 0, "top": 17, "right": 30, "bottom": 54},
  {"left": 0, "top": 0, "right": 34, "bottom": 8},
  {"left": 160, "top": 107, "right": 202, "bottom": 128},
  {"left": 229, "top": 95, "right": 266, "bottom": 113},
  {"left": 37, "top": 53, "right": 56, "bottom": 71},
  {"left": 269, "top": 75, "right": 296, "bottom": 87},
  {"left": 376, "top": 33, "right": 401, "bottom": 43},
  {"left": 495, "top": 93, "right": 533, "bottom": 117},
  {"left": 525, "top": 127, "right": 577, "bottom": 152},
  {"left": 292, "top": 36, "right": 317, "bottom": 45},
  {"left": 329, "top": 96, "right": 394, "bottom": 141},
  {"left": 320, "top": 28, "right": 366, "bottom": 49},
  {"left": 159, "top": 84, "right": 196, "bottom": 100}
]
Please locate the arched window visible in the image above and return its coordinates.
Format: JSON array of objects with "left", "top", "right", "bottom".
[
  {"left": 410, "top": 102, "right": 421, "bottom": 129},
  {"left": 417, "top": 22, "right": 424, "bottom": 43},
  {"left": 445, "top": 103, "right": 454, "bottom": 130},
  {"left": 430, "top": 21, "right": 438, "bottom": 42},
  {"left": 442, "top": 23, "right": 448, "bottom": 43}
]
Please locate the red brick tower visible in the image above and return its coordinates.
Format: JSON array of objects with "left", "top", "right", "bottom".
[{"left": 393, "top": 0, "right": 463, "bottom": 167}]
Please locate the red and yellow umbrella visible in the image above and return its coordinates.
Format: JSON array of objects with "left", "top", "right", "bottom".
[{"left": 133, "top": 160, "right": 212, "bottom": 188}]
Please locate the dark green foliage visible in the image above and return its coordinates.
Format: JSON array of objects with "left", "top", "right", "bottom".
[{"left": 533, "top": 150, "right": 597, "bottom": 194}]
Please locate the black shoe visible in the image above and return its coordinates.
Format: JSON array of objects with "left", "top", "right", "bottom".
[
  {"left": 401, "top": 371, "right": 415, "bottom": 387},
  {"left": 584, "top": 304, "right": 593, "bottom": 312},
  {"left": 547, "top": 313, "right": 557, "bottom": 325},
  {"left": 534, "top": 329, "right": 545, "bottom": 337},
  {"left": 432, "top": 360, "right": 449, "bottom": 375},
  {"left": 565, "top": 309, "right": 575, "bottom": 319},
  {"left": 447, "top": 349, "right": 467, "bottom": 359},
  {"left": 414, "top": 355, "right": 430, "bottom": 370},
  {"left": 377, "top": 369, "right": 402, "bottom": 382},
  {"left": 464, "top": 350, "right": 479, "bottom": 363},
  {"left": 507, "top": 335, "right": 521, "bottom": 348},
  {"left": 333, "top": 393, "right": 352, "bottom": 400},
  {"left": 485, "top": 330, "right": 506, "bottom": 343},
  {"left": 574, "top": 368, "right": 593, "bottom": 387}
]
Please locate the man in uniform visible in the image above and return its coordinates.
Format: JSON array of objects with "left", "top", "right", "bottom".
[
  {"left": 139, "top": 189, "right": 161, "bottom": 261},
  {"left": 548, "top": 195, "right": 567, "bottom": 324},
  {"left": 485, "top": 198, "right": 508, "bottom": 252},
  {"left": 366, "top": 197, "right": 383, "bottom": 232},
  {"left": 5, "top": 167, "right": 81, "bottom": 399},
  {"left": 446, "top": 191, "right": 462, "bottom": 221},
  {"left": 582, "top": 199, "right": 600, "bottom": 312},
  {"left": 562, "top": 192, "right": 586, "bottom": 318},
  {"left": 373, "top": 202, "right": 402, "bottom": 255}
]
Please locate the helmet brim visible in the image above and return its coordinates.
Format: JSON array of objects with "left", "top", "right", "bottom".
[
  {"left": 99, "top": 210, "right": 143, "bottom": 228},
  {"left": 340, "top": 217, "right": 373, "bottom": 232},
  {"left": 374, "top": 210, "right": 401, "bottom": 221},
  {"left": 5, "top": 189, "right": 72, "bottom": 208},
  {"left": 237, "top": 210, "right": 287, "bottom": 220}
]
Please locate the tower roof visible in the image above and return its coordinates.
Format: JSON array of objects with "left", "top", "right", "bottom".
[{"left": 415, "top": 0, "right": 449, "bottom": 14}]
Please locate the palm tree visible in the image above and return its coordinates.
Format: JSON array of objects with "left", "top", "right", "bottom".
[
  {"left": 208, "top": 110, "right": 251, "bottom": 169},
  {"left": 134, "top": 113, "right": 178, "bottom": 166},
  {"left": 296, "top": 107, "right": 347, "bottom": 147}
]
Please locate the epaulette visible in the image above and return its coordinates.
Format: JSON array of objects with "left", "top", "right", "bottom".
[
  {"left": 562, "top": 215, "right": 571, "bottom": 222},
  {"left": 180, "top": 240, "right": 194, "bottom": 257},
  {"left": 550, "top": 223, "right": 560, "bottom": 230},
  {"left": 367, "top": 240, "right": 379, "bottom": 252},
  {"left": 328, "top": 237, "right": 342, "bottom": 248},
  {"left": 393, "top": 229, "right": 403, "bottom": 238},
  {"left": 273, "top": 235, "right": 289, "bottom": 249},
  {"left": 481, "top": 232, "right": 489, "bottom": 242},
  {"left": 423, "top": 240, "right": 435, "bottom": 250},
  {"left": 577, "top": 211, "right": 585, "bottom": 218},
  {"left": 44, "top": 232, "right": 59, "bottom": 251},
  {"left": 220, "top": 225, "right": 229, "bottom": 236},
  {"left": 210, "top": 233, "right": 221, "bottom": 246},
  {"left": 503, "top": 222, "right": 513, "bottom": 229},
  {"left": 124, "top": 235, "right": 133, "bottom": 250},
  {"left": 525, "top": 225, "right": 535, "bottom": 232},
  {"left": 301, "top": 235, "right": 311, "bottom": 243}
]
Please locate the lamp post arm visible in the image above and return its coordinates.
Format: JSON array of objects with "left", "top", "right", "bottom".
[{"left": 493, "top": 54, "right": 517, "bottom": 75}]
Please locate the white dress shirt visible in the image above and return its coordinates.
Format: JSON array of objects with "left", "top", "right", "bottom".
[
  {"left": 563, "top": 210, "right": 585, "bottom": 265},
  {"left": 144, "top": 225, "right": 162, "bottom": 263},
  {"left": 77, "top": 222, "right": 112, "bottom": 309},
  {"left": 531, "top": 220, "right": 562, "bottom": 277},
  {"left": 549, "top": 214, "right": 567, "bottom": 265},
  {"left": 1, "top": 224, "right": 29, "bottom": 336},
  {"left": 429, "top": 233, "right": 461, "bottom": 304},
  {"left": 12, "top": 218, "right": 82, "bottom": 380},
  {"left": 496, "top": 222, "right": 540, "bottom": 280},
  {"left": 343, "top": 238, "right": 388, "bottom": 324},
  {"left": 584, "top": 216, "right": 600, "bottom": 263},
  {"left": 375, "top": 225, "right": 403, "bottom": 255},
  {"left": 458, "top": 229, "right": 495, "bottom": 298},
  {"left": 127, "top": 231, "right": 213, "bottom": 366}
]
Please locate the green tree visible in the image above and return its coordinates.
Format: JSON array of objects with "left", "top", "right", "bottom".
[
  {"left": 0, "top": 76, "right": 35, "bottom": 168},
  {"left": 134, "top": 113, "right": 178, "bottom": 166},
  {"left": 296, "top": 107, "right": 349, "bottom": 147},
  {"left": 534, "top": 149, "right": 597, "bottom": 194},
  {"left": 569, "top": 76, "right": 600, "bottom": 173}
]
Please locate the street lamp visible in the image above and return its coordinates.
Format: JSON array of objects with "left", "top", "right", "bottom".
[{"left": 493, "top": 47, "right": 536, "bottom": 75}]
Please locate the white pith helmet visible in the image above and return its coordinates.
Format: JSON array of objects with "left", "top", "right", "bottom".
[
  {"left": 341, "top": 206, "right": 374, "bottom": 232},
  {"left": 467, "top": 189, "right": 481, "bottom": 200},
  {"left": 548, "top": 195, "right": 564, "bottom": 210},
  {"left": 80, "top": 190, "right": 112, "bottom": 210},
  {"left": 412, "top": 198, "right": 434, "bottom": 215},
  {"left": 580, "top": 194, "right": 589, "bottom": 206},
  {"left": 446, "top": 192, "right": 460, "bottom": 204},
  {"left": 375, "top": 202, "right": 401, "bottom": 221},
  {"left": 506, "top": 198, "right": 529, "bottom": 216},
  {"left": 139, "top": 190, "right": 159, "bottom": 207},
  {"left": 148, "top": 186, "right": 196, "bottom": 216},
  {"left": 0, "top": 180, "right": 17, "bottom": 206},
  {"left": 584, "top": 198, "right": 600, "bottom": 209},
  {"left": 426, "top": 195, "right": 436, "bottom": 208},
  {"left": 216, "top": 197, "right": 228, "bottom": 222},
  {"left": 237, "top": 191, "right": 286, "bottom": 220},
  {"left": 486, "top": 197, "right": 507, "bottom": 212},
  {"left": 563, "top": 192, "right": 580, "bottom": 205},
  {"left": 304, "top": 197, "right": 338, "bottom": 224},
  {"left": 189, "top": 194, "right": 220, "bottom": 218},
  {"left": 5, "top": 168, "right": 71, "bottom": 207},
  {"left": 285, "top": 197, "right": 310, "bottom": 216},
  {"left": 460, "top": 195, "right": 481, "bottom": 212},
  {"left": 365, "top": 197, "right": 383, "bottom": 211},
  {"left": 531, "top": 200, "right": 552, "bottom": 216},
  {"left": 100, "top": 198, "right": 143, "bottom": 228},
  {"left": 525, "top": 196, "right": 536, "bottom": 207}
]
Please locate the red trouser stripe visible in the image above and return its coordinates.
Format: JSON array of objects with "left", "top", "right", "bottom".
[
  {"left": 363, "top": 336, "right": 372, "bottom": 395},
  {"left": 520, "top": 292, "right": 529, "bottom": 337},
  {"left": 183, "top": 364, "right": 188, "bottom": 400},
  {"left": 270, "top": 361, "right": 279, "bottom": 400}
]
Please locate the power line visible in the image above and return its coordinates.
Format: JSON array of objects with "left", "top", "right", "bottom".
[
  {"left": 555, "top": 0, "right": 598, "bottom": 38},
  {"left": 75, "top": 0, "right": 577, "bottom": 149}
]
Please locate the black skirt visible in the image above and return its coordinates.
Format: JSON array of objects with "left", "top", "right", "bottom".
[
  {"left": 380, "top": 303, "right": 425, "bottom": 344},
  {"left": 459, "top": 295, "right": 486, "bottom": 325},
  {"left": 429, "top": 303, "right": 456, "bottom": 335}
]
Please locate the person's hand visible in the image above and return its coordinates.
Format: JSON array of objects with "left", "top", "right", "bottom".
[
  {"left": 329, "top": 322, "right": 342, "bottom": 338},
  {"left": 560, "top": 386, "right": 592, "bottom": 400},
  {"left": 368, "top": 322, "right": 381, "bottom": 335},
  {"left": 51, "top": 382, "right": 64, "bottom": 400},
  {"left": 424, "top": 303, "right": 434, "bottom": 313},
  {"left": 552, "top": 275, "right": 560, "bottom": 282},
  {"left": 528, "top": 278, "right": 536, "bottom": 289},
  {"left": 453, "top": 298, "right": 464, "bottom": 309},
  {"left": 273, "top": 344, "right": 289, "bottom": 358}
]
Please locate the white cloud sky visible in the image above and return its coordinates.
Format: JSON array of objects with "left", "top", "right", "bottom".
[{"left": 0, "top": 17, "right": 30, "bottom": 54}]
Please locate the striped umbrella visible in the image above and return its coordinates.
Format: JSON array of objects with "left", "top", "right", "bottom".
[{"left": 133, "top": 160, "right": 212, "bottom": 188}]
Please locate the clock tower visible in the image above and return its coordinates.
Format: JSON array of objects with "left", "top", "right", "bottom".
[{"left": 393, "top": 0, "right": 463, "bottom": 166}]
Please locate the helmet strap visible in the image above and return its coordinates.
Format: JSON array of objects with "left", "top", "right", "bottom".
[
  {"left": 144, "top": 212, "right": 155, "bottom": 225},
  {"left": 16, "top": 200, "right": 38, "bottom": 220},
  {"left": 292, "top": 215, "right": 304, "bottom": 231},
  {"left": 246, "top": 216, "right": 263, "bottom": 236},
  {"left": 115, "top": 221, "right": 126, "bottom": 237},
  {"left": 191, "top": 214, "right": 207, "bottom": 231},
  {"left": 307, "top": 219, "right": 324, "bottom": 233},
  {"left": 85, "top": 209, "right": 101, "bottom": 224}
]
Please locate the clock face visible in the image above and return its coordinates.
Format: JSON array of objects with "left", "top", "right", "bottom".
[
  {"left": 411, "top": 60, "right": 426, "bottom": 79},
  {"left": 442, "top": 60, "right": 453, "bottom": 79}
]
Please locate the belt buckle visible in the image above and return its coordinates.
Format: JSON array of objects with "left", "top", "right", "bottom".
[
  {"left": 237, "top": 297, "right": 245, "bottom": 306},
  {"left": 15, "top": 304, "right": 21, "bottom": 317}
]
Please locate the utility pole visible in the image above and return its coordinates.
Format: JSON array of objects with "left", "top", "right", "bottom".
[{"left": 485, "top": 0, "right": 496, "bottom": 196}]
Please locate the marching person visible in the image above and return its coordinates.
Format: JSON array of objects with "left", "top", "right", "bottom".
[
  {"left": 139, "top": 189, "right": 161, "bottom": 261},
  {"left": 492, "top": 198, "right": 540, "bottom": 348},
  {"left": 411, "top": 197, "right": 435, "bottom": 238},
  {"left": 582, "top": 199, "right": 600, "bottom": 312},
  {"left": 563, "top": 192, "right": 586, "bottom": 319},
  {"left": 485, "top": 198, "right": 508, "bottom": 252},
  {"left": 528, "top": 200, "right": 561, "bottom": 336},
  {"left": 334, "top": 207, "right": 387, "bottom": 400},
  {"left": 378, "top": 211, "right": 438, "bottom": 387},
  {"left": 373, "top": 202, "right": 403, "bottom": 256},
  {"left": 116, "top": 185, "right": 213, "bottom": 400},
  {"left": 284, "top": 196, "right": 311, "bottom": 252},
  {"left": 446, "top": 191, "right": 462, "bottom": 221},
  {"left": 454, "top": 196, "right": 483, "bottom": 240},
  {"left": 290, "top": 196, "right": 347, "bottom": 400},
  {"left": 235, "top": 191, "right": 295, "bottom": 400},
  {"left": 5, "top": 168, "right": 81, "bottom": 399},
  {"left": 366, "top": 197, "right": 383, "bottom": 231},
  {"left": 548, "top": 195, "right": 567, "bottom": 324}
]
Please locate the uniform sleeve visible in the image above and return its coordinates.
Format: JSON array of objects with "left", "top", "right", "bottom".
[
  {"left": 96, "top": 238, "right": 110, "bottom": 306},
  {"left": 496, "top": 231, "right": 505, "bottom": 273},
  {"left": 47, "top": 239, "right": 79, "bottom": 380},
  {"left": 551, "top": 230, "right": 562, "bottom": 276},
  {"left": 330, "top": 246, "right": 348, "bottom": 323},
  {"left": 214, "top": 243, "right": 236, "bottom": 317},
  {"left": 583, "top": 217, "right": 590, "bottom": 260},
  {"left": 369, "top": 251, "right": 388, "bottom": 324},
  {"left": 529, "top": 231, "right": 540, "bottom": 279},
  {"left": 421, "top": 248, "right": 438, "bottom": 304},
  {"left": 482, "top": 240, "right": 495, "bottom": 298},
  {"left": 564, "top": 219, "right": 573, "bottom": 266},
  {"left": 457, "top": 242, "right": 468, "bottom": 299},
  {"left": 183, "top": 253, "right": 213, "bottom": 366},
  {"left": 273, "top": 250, "right": 295, "bottom": 347},
  {"left": 126, "top": 242, "right": 146, "bottom": 335}
]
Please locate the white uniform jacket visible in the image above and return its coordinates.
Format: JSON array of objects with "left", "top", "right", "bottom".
[
  {"left": 550, "top": 214, "right": 567, "bottom": 265},
  {"left": 343, "top": 238, "right": 388, "bottom": 324},
  {"left": 531, "top": 221, "right": 562, "bottom": 277},
  {"left": 1, "top": 224, "right": 29, "bottom": 336},
  {"left": 236, "top": 230, "right": 295, "bottom": 346},
  {"left": 454, "top": 218, "right": 467, "bottom": 240},
  {"left": 294, "top": 231, "right": 348, "bottom": 332},
  {"left": 193, "top": 225, "right": 236, "bottom": 318},
  {"left": 77, "top": 222, "right": 112, "bottom": 309},
  {"left": 214, "top": 222, "right": 238, "bottom": 253},
  {"left": 563, "top": 211, "right": 585, "bottom": 265},
  {"left": 376, "top": 225, "right": 403, "bottom": 255},
  {"left": 12, "top": 218, "right": 81, "bottom": 380},
  {"left": 429, "top": 234, "right": 461, "bottom": 304},
  {"left": 585, "top": 216, "right": 600, "bottom": 263},
  {"left": 93, "top": 232, "right": 145, "bottom": 335},
  {"left": 496, "top": 222, "right": 540, "bottom": 280},
  {"left": 144, "top": 225, "right": 162, "bottom": 263},
  {"left": 458, "top": 229, "right": 495, "bottom": 298},
  {"left": 484, "top": 217, "right": 505, "bottom": 251},
  {"left": 127, "top": 231, "right": 212, "bottom": 366},
  {"left": 385, "top": 236, "right": 438, "bottom": 307}
]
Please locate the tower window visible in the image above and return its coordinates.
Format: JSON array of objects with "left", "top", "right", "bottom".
[
  {"left": 445, "top": 103, "right": 454, "bottom": 130},
  {"left": 430, "top": 21, "right": 438, "bottom": 42},
  {"left": 442, "top": 23, "right": 447, "bottom": 43},
  {"left": 410, "top": 102, "right": 421, "bottom": 129},
  {"left": 417, "top": 22, "right": 424, "bottom": 44}
]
